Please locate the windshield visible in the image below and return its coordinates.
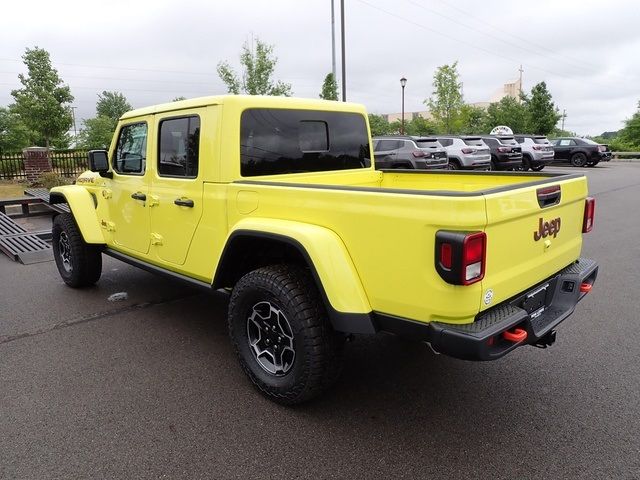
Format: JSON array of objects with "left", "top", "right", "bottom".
[
  {"left": 415, "top": 140, "right": 440, "bottom": 149},
  {"left": 463, "top": 138, "right": 485, "bottom": 147},
  {"left": 499, "top": 137, "right": 518, "bottom": 145}
]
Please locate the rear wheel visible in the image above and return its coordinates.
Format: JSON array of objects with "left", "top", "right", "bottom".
[
  {"left": 570, "top": 152, "right": 587, "bottom": 167},
  {"left": 228, "top": 264, "right": 344, "bottom": 405},
  {"left": 531, "top": 164, "right": 545, "bottom": 172},
  {"left": 52, "top": 213, "right": 102, "bottom": 287},
  {"left": 521, "top": 155, "right": 531, "bottom": 171},
  {"left": 490, "top": 156, "right": 499, "bottom": 171},
  {"left": 448, "top": 159, "right": 460, "bottom": 170}
]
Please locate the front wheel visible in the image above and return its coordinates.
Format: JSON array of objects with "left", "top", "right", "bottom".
[
  {"left": 228, "top": 265, "right": 344, "bottom": 405},
  {"left": 52, "top": 213, "right": 102, "bottom": 287}
]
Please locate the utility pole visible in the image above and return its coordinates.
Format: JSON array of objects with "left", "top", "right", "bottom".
[
  {"left": 331, "top": 0, "right": 336, "bottom": 80},
  {"left": 518, "top": 64, "right": 524, "bottom": 100},
  {"left": 70, "top": 106, "right": 78, "bottom": 144},
  {"left": 340, "top": 0, "right": 346, "bottom": 102},
  {"left": 561, "top": 109, "right": 567, "bottom": 131}
]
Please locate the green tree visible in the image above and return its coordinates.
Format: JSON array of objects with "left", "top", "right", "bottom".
[
  {"left": 217, "top": 37, "right": 292, "bottom": 96},
  {"left": 455, "top": 104, "right": 488, "bottom": 134},
  {"left": 319, "top": 73, "right": 339, "bottom": 101},
  {"left": 426, "top": 62, "right": 463, "bottom": 133},
  {"left": 524, "top": 82, "right": 561, "bottom": 135},
  {"left": 10, "top": 47, "right": 74, "bottom": 149},
  {"left": 368, "top": 114, "right": 393, "bottom": 136},
  {"left": 618, "top": 101, "right": 640, "bottom": 147},
  {"left": 96, "top": 91, "right": 132, "bottom": 121},
  {"left": 0, "top": 106, "right": 33, "bottom": 152},
  {"left": 78, "top": 91, "right": 131, "bottom": 150},
  {"left": 78, "top": 116, "right": 115, "bottom": 149},
  {"left": 484, "top": 96, "right": 528, "bottom": 134},
  {"left": 405, "top": 116, "right": 438, "bottom": 136}
]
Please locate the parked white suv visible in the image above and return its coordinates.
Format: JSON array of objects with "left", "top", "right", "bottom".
[
  {"left": 436, "top": 136, "right": 491, "bottom": 170},
  {"left": 514, "top": 135, "right": 555, "bottom": 171}
]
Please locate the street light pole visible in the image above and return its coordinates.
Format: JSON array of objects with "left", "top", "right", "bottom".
[
  {"left": 400, "top": 77, "right": 407, "bottom": 135},
  {"left": 340, "top": 0, "right": 346, "bottom": 102}
]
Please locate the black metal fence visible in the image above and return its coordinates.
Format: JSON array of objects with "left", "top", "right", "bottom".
[{"left": 0, "top": 150, "right": 88, "bottom": 181}]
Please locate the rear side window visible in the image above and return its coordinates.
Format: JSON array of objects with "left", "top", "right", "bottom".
[
  {"left": 158, "top": 116, "right": 200, "bottom": 177},
  {"left": 241, "top": 109, "right": 370, "bottom": 176},
  {"left": 113, "top": 122, "right": 147, "bottom": 175},
  {"left": 375, "top": 139, "right": 402, "bottom": 151}
]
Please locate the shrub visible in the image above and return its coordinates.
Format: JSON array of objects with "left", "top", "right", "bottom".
[{"left": 33, "top": 172, "right": 73, "bottom": 189}]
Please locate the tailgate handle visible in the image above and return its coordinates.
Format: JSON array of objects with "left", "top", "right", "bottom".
[{"left": 537, "top": 185, "right": 561, "bottom": 208}]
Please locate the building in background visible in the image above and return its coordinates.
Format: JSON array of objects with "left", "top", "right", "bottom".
[{"left": 380, "top": 77, "right": 522, "bottom": 123}]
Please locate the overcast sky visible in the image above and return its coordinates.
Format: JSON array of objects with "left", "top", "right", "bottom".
[{"left": 1, "top": 0, "right": 638, "bottom": 135}]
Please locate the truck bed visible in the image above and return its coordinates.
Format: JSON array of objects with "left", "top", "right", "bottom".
[{"left": 227, "top": 168, "right": 589, "bottom": 325}]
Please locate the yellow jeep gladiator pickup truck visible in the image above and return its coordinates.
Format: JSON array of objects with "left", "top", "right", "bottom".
[{"left": 50, "top": 95, "right": 598, "bottom": 404}]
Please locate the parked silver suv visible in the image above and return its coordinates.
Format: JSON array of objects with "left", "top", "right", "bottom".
[
  {"left": 436, "top": 136, "right": 491, "bottom": 170},
  {"left": 514, "top": 135, "right": 554, "bottom": 171},
  {"left": 373, "top": 136, "right": 448, "bottom": 170}
]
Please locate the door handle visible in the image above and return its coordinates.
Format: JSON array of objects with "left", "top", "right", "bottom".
[
  {"left": 131, "top": 192, "right": 146, "bottom": 201},
  {"left": 174, "top": 198, "right": 194, "bottom": 207}
]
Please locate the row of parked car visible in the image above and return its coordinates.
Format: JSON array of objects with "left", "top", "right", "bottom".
[{"left": 372, "top": 134, "right": 612, "bottom": 171}]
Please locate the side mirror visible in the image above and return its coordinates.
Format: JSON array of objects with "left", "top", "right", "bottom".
[{"left": 88, "top": 150, "right": 112, "bottom": 178}]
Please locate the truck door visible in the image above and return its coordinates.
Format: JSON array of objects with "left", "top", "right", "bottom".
[
  {"left": 148, "top": 113, "right": 204, "bottom": 265},
  {"left": 109, "top": 121, "right": 151, "bottom": 254}
]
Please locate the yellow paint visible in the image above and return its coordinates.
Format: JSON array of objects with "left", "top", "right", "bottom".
[
  {"left": 50, "top": 185, "right": 105, "bottom": 244},
  {"left": 60, "top": 95, "right": 589, "bottom": 325}
]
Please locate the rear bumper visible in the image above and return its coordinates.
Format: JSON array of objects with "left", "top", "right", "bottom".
[
  {"left": 494, "top": 154, "right": 523, "bottom": 169},
  {"left": 375, "top": 257, "right": 598, "bottom": 361}
]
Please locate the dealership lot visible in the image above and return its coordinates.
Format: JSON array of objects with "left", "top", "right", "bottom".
[{"left": 1, "top": 163, "right": 639, "bottom": 479}]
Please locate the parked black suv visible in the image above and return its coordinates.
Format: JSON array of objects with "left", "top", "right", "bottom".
[
  {"left": 480, "top": 136, "right": 523, "bottom": 170},
  {"left": 551, "top": 137, "right": 612, "bottom": 167}
]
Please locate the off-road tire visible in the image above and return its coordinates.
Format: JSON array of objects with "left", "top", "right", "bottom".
[
  {"left": 570, "top": 152, "right": 587, "bottom": 167},
  {"left": 52, "top": 213, "right": 102, "bottom": 287},
  {"left": 228, "top": 264, "right": 344, "bottom": 405}
]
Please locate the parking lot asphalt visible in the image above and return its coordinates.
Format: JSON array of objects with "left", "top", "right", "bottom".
[{"left": 1, "top": 163, "right": 639, "bottom": 479}]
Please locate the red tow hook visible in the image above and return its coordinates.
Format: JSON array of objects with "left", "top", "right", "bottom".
[
  {"left": 502, "top": 327, "right": 528, "bottom": 343},
  {"left": 580, "top": 282, "right": 593, "bottom": 293}
]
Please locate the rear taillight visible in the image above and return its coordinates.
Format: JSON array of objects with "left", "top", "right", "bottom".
[
  {"left": 435, "top": 231, "right": 486, "bottom": 285},
  {"left": 461, "top": 148, "right": 475, "bottom": 154},
  {"left": 583, "top": 197, "right": 595, "bottom": 233},
  {"left": 412, "top": 150, "right": 432, "bottom": 158},
  {"left": 532, "top": 145, "right": 543, "bottom": 151},
  {"left": 497, "top": 146, "right": 510, "bottom": 153}
]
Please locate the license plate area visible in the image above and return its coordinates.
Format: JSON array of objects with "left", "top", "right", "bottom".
[{"left": 522, "top": 283, "right": 550, "bottom": 319}]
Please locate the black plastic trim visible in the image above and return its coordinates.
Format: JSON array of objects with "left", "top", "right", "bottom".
[{"left": 103, "top": 248, "right": 213, "bottom": 291}]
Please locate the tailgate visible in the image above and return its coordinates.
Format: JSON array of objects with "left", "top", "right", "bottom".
[{"left": 481, "top": 176, "right": 588, "bottom": 311}]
